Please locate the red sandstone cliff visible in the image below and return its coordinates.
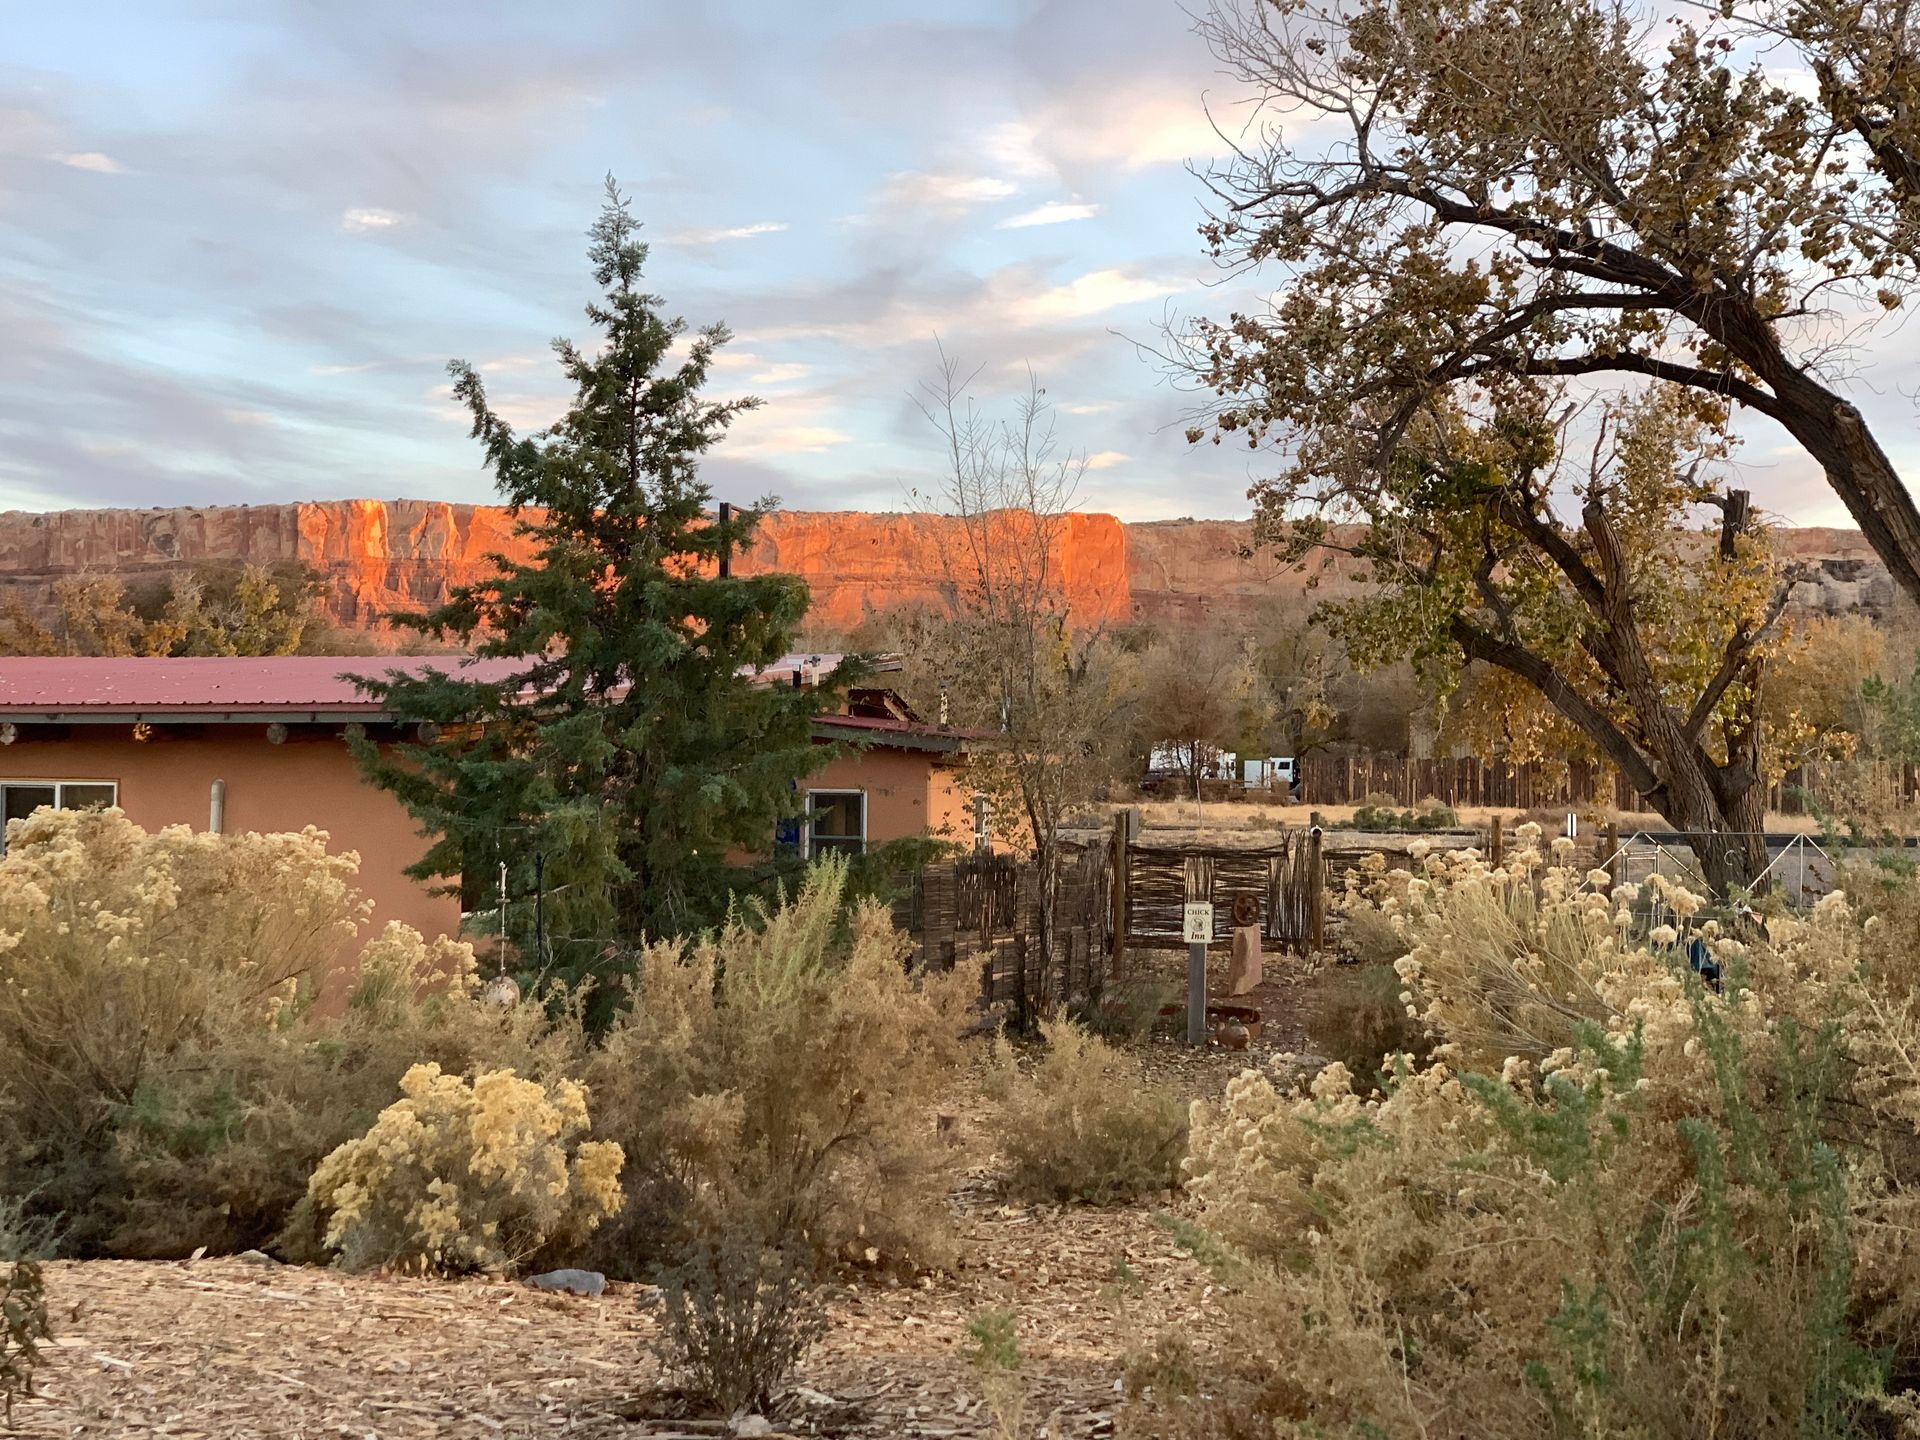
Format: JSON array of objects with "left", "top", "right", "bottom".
[{"left": 0, "top": 501, "right": 1894, "bottom": 642}]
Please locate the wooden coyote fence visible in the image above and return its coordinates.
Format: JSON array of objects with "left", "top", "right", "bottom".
[
  {"left": 1299, "top": 753, "right": 1920, "bottom": 817},
  {"left": 894, "top": 820, "right": 1333, "bottom": 1024},
  {"left": 892, "top": 846, "right": 1112, "bottom": 1028},
  {"left": 1117, "top": 828, "right": 1326, "bottom": 958}
]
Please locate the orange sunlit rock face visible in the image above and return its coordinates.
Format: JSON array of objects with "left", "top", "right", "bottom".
[{"left": 0, "top": 501, "right": 1896, "bottom": 645}]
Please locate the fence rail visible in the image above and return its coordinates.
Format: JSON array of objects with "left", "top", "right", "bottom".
[{"left": 1297, "top": 754, "right": 1920, "bottom": 816}]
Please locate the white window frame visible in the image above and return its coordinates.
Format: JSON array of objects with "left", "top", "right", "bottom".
[
  {"left": 0, "top": 780, "right": 119, "bottom": 850},
  {"left": 802, "top": 788, "right": 867, "bottom": 860}
]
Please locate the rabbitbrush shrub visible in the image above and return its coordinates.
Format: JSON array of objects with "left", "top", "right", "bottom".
[
  {"left": 985, "top": 1016, "right": 1187, "bottom": 1204},
  {"left": 0, "top": 807, "right": 580, "bottom": 1258},
  {"left": 584, "top": 856, "right": 978, "bottom": 1277},
  {"left": 1146, "top": 826, "right": 1920, "bottom": 1439},
  {"left": 303, "top": 1063, "right": 622, "bottom": 1275}
]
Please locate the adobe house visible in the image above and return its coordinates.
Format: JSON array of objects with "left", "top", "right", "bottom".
[{"left": 0, "top": 654, "right": 978, "bottom": 949}]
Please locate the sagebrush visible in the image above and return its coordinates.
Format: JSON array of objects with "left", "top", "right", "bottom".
[
  {"left": 1151, "top": 825, "right": 1920, "bottom": 1438},
  {"left": 654, "top": 1235, "right": 826, "bottom": 1416},
  {"left": 985, "top": 1017, "right": 1186, "bottom": 1205},
  {"left": 583, "top": 857, "right": 978, "bottom": 1276},
  {"left": 0, "top": 809, "right": 583, "bottom": 1258}
]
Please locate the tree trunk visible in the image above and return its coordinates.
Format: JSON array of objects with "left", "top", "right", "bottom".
[{"left": 1704, "top": 300, "right": 1920, "bottom": 610}]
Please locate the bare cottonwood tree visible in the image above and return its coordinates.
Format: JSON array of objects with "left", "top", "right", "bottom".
[{"left": 913, "top": 352, "right": 1134, "bottom": 1002}]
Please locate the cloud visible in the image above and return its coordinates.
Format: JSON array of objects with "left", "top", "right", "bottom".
[
  {"left": 980, "top": 122, "right": 1055, "bottom": 181},
  {"left": 1015, "top": 268, "right": 1192, "bottom": 322},
  {"left": 52, "top": 151, "right": 123, "bottom": 174},
  {"left": 729, "top": 423, "right": 850, "bottom": 457},
  {"left": 670, "top": 220, "right": 788, "bottom": 244},
  {"left": 341, "top": 207, "right": 405, "bottom": 232},
  {"left": 873, "top": 171, "right": 1018, "bottom": 216},
  {"left": 999, "top": 200, "right": 1101, "bottom": 229},
  {"left": 1063, "top": 402, "right": 1116, "bottom": 414},
  {"left": 1084, "top": 449, "right": 1128, "bottom": 470},
  {"left": 748, "top": 362, "right": 810, "bottom": 385}
]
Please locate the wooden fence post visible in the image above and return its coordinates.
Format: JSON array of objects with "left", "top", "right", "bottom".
[
  {"left": 1109, "top": 812, "right": 1130, "bottom": 978},
  {"left": 1604, "top": 822, "right": 1621, "bottom": 894},
  {"left": 1307, "top": 825, "right": 1326, "bottom": 954},
  {"left": 1490, "top": 814, "right": 1504, "bottom": 869}
]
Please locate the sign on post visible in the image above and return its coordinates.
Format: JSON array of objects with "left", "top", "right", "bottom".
[{"left": 1182, "top": 902, "right": 1213, "bottom": 945}]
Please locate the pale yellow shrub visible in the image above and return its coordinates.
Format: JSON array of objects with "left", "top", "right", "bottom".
[
  {"left": 985, "top": 1017, "right": 1186, "bottom": 1204},
  {"left": 0, "top": 808, "right": 364, "bottom": 1248},
  {"left": 0, "top": 807, "right": 582, "bottom": 1258},
  {"left": 305, "top": 1062, "right": 622, "bottom": 1275},
  {"left": 1160, "top": 832, "right": 1920, "bottom": 1438},
  {"left": 582, "top": 857, "right": 978, "bottom": 1275}
]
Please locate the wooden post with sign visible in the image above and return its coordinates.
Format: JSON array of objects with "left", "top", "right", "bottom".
[{"left": 1183, "top": 854, "right": 1215, "bottom": 1047}]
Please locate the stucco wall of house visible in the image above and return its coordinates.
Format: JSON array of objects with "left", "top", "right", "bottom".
[
  {"left": 805, "top": 746, "right": 974, "bottom": 851},
  {"left": 0, "top": 727, "right": 460, "bottom": 954}
]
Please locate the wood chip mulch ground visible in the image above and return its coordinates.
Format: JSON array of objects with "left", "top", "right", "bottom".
[
  {"left": 14, "top": 1171, "right": 1230, "bottom": 1440},
  {"left": 11, "top": 952, "right": 1356, "bottom": 1439}
]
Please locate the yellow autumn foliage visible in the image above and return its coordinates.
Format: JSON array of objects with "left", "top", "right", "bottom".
[{"left": 306, "top": 1063, "right": 623, "bottom": 1276}]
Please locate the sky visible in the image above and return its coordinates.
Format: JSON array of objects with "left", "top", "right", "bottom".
[
  {"left": 0, "top": 1, "right": 1904, "bottom": 527},
  {"left": 0, "top": 0, "right": 1292, "bottom": 522}
]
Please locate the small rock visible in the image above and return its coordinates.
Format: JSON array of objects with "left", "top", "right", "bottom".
[
  {"left": 235, "top": 1249, "right": 278, "bottom": 1267},
  {"left": 733, "top": 1416, "right": 775, "bottom": 1438},
  {"left": 526, "top": 1268, "right": 606, "bottom": 1298}
]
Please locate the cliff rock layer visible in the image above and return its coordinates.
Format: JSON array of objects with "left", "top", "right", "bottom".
[{"left": 0, "top": 500, "right": 1896, "bottom": 641}]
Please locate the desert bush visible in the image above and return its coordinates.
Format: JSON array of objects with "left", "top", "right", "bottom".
[
  {"left": 966, "top": 1307, "right": 1028, "bottom": 1440},
  {"left": 582, "top": 857, "right": 977, "bottom": 1277},
  {"left": 302, "top": 1062, "right": 622, "bottom": 1275},
  {"left": 0, "top": 1197, "right": 59, "bottom": 1263},
  {"left": 1305, "top": 962, "right": 1431, "bottom": 1089},
  {"left": 0, "top": 808, "right": 364, "bottom": 1249},
  {"left": 1154, "top": 829, "right": 1920, "bottom": 1438},
  {"left": 0, "top": 804, "right": 577, "bottom": 1259},
  {"left": 1350, "top": 800, "right": 1460, "bottom": 833},
  {"left": 119, "top": 922, "right": 584, "bottom": 1262},
  {"left": 654, "top": 1233, "right": 827, "bottom": 1416},
  {"left": 0, "top": 1260, "right": 47, "bottom": 1428},
  {"left": 985, "top": 1017, "right": 1186, "bottom": 1204},
  {"left": 1072, "top": 974, "right": 1183, "bottom": 1044}
]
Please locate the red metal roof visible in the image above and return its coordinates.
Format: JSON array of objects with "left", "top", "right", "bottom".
[
  {"left": 0, "top": 657, "right": 983, "bottom": 755},
  {"left": 0, "top": 655, "right": 527, "bottom": 717}
]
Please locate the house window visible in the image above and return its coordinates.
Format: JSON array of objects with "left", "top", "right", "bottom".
[
  {"left": 804, "top": 789, "right": 865, "bottom": 858},
  {"left": 0, "top": 781, "right": 118, "bottom": 849}
]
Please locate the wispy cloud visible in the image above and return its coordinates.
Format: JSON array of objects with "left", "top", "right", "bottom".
[
  {"left": 999, "top": 200, "right": 1100, "bottom": 229},
  {"left": 1016, "top": 268, "right": 1191, "bottom": 322},
  {"left": 670, "top": 220, "right": 788, "bottom": 244},
  {"left": 1063, "top": 402, "right": 1116, "bottom": 415},
  {"left": 748, "top": 362, "right": 810, "bottom": 384},
  {"left": 874, "top": 171, "right": 1018, "bottom": 215},
  {"left": 341, "top": 207, "right": 405, "bottom": 232},
  {"left": 1084, "top": 449, "right": 1128, "bottom": 470},
  {"left": 52, "top": 151, "right": 123, "bottom": 174}
]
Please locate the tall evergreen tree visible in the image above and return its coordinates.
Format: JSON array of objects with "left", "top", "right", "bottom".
[{"left": 355, "top": 181, "right": 833, "bottom": 987}]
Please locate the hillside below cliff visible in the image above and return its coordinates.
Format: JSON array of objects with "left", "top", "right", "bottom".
[{"left": 0, "top": 500, "right": 1899, "bottom": 642}]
